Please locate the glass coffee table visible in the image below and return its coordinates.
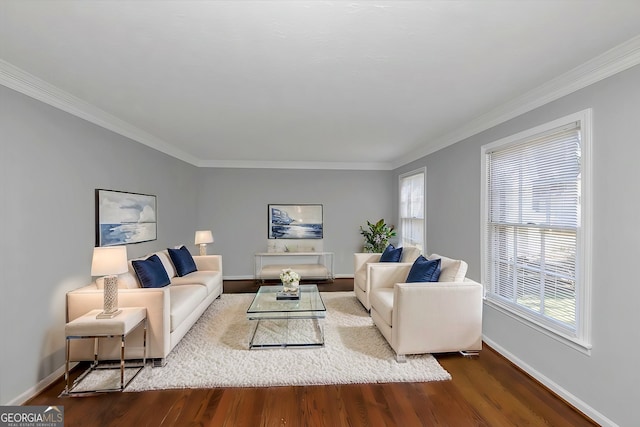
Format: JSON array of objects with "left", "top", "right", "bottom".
[{"left": 246, "top": 284, "right": 326, "bottom": 349}]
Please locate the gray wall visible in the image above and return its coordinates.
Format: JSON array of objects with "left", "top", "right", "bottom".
[
  {"left": 392, "top": 64, "right": 640, "bottom": 426},
  {"left": 195, "top": 168, "right": 394, "bottom": 278},
  {"left": 1, "top": 86, "right": 199, "bottom": 404},
  {"left": 0, "top": 84, "right": 394, "bottom": 404}
]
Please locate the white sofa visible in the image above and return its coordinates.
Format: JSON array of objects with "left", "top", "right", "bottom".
[
  {"left": 353, "top": 246, "right": 421, "bottom": 310},
  {"left": 368, "top": 254, "right": 483, "bottom": 362},
  {"left": 66, "top": 250, "right": 223, "bottom": 365}
]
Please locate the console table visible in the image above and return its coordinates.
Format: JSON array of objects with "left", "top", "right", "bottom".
[{"left": 254, "top": 252, "right": 334, "bottom": 283}]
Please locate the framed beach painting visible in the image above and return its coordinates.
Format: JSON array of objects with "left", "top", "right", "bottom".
[
  {"left": 268, "top": 204, "right": 323, "bottom": 239},
  {"left": 96, "top": 189, "right": 157, "bottom": 246}
]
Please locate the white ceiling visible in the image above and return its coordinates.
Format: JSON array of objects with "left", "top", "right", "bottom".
[{"left": 2, "top": 1, "right": 640, "bottom": 170}]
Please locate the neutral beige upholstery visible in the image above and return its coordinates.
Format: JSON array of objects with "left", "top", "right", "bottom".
[
  {"left": 428, "top": 253, "right": 468, "bottom": 282},
  {"left": 368, "top": 254, "right": 482, "bottom": 361},
  {"left": 353, "top": 246, "right": 421, "bottom": 310},
  {"left": 67, "top": 253, "right": 223, "bottom": 363},
  {"left": 65, "top": 308, "right": 147, "bottom": 337}
]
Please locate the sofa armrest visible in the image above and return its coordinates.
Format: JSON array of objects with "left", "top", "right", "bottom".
[
  {"left": 392, "top": 280, "right": 483, "bottom": 354},
  {"left": 368, "top": 263, "right": 413, "bottom": 290},
  {"left": 66, "top": 284, "right": 171, "bottom": 359},
  {"left": 193, "top": 255, "right": 222, "bottom": 273}
]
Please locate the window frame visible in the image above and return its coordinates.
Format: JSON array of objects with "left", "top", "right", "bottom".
[
  {"left": 481, "top": 109, "right": 593, "bottom": 354},
  {"left": 398, "top": 167, "right": 426, "bottom": 252}
]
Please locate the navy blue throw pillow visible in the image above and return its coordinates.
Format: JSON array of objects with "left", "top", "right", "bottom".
[
  {"left": 380, "top": 244, "right": 403, "bottom": 262},
  {"left": 168, "top": 246, "right": 197, "bottom": 277},
  {"left": 132, "top": 254, "right": 171, "bottom": 288},
  {"left": 406, "top": 256, "right": 441, "bottom": 283}
]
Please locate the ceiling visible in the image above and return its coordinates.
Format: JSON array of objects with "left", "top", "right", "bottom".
[{"left": 2, "top": 1, "right": 640, "bottom": 170}]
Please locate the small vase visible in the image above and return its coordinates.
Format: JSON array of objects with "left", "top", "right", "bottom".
[{"left": 283, "top": 281, "right": 299, "bottom": 293}]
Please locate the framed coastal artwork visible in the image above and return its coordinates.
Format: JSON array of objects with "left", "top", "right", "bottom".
[
  {"left": 96, "top": 189, "right": 157, "bottom": 246},
  {"left": 268, "top": 204, "right": 323, "bottom": 239}
]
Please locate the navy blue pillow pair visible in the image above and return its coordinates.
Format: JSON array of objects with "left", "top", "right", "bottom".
[
  {"left": 132, "top": 254, "right": 171, "bottom": 288},
  {"left": 380, "top": 244, "right": 403, "bottom": 262},
  {"left": 406, "top": 255, "right": 441, "bottom": 283},
  {"left": 168, "top": 246, "right": 197, "bottom": 277}
]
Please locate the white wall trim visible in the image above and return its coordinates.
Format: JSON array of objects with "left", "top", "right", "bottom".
[
  {"left": 0, "top": 59, "right": 391, "bottom": 171},
  {"left": 392, "top": 35, "right": 640, "bottom": 168},
  {"left": 2, "top": 36, "right": 639, "bottom": 171},
  {"left": 483, "top": 336, "right": 618, "bottom": 427},
  {"left": 200, "top": 159, "right": 393, "bottom": 171},
  {"left": 4, "top": 363, "right": 76, "bottom": 405},
  {"left": 0, "top": 59, "right": 200, "bottom": 167},
  {"left": 398, "top": 167, "right": 427, "bottom": 251},
  {"left": 480, "top": 109, "right": 594, "bottom": 352}
]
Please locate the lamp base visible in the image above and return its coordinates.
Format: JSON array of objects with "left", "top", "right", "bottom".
[
  {"left": 199, "top": 244, "right": 207, "bottom": 256},
  {"left": 96, "top": 309, "right": 122, "bottom": 319}
]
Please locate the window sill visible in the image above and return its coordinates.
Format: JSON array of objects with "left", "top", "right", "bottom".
[{"left": 484, "top": 298, "right": 592, "bottom": 355}]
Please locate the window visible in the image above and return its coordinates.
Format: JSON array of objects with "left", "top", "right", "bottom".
[
  {"left": 481, "top": 110, "right": 592, "bottom": 352},
  {"left": 399, "top": 168, "right": 426, "bottom": 251}
]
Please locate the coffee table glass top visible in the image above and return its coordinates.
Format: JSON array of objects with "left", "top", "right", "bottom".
[{"left": 246, "top": 284, "right": 326, "bottom": 319}]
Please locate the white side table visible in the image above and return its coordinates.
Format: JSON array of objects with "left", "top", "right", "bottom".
[{"left": 62, "top": 307, "right": 147, "bottom": 396}]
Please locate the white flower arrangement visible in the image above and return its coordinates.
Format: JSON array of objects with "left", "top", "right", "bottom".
[{"left": 280, "top": 268, "right": 301, "bottom": 284}]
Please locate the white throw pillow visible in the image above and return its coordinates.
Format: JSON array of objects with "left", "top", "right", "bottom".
[{"left": 428, "top": 253, "right": 468, "bottom": 282}]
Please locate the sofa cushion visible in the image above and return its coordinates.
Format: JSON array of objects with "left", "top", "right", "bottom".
[
  {"left": 428, "top": 254, "right": 468, "bottom": 282},
  {"left": 171, "top": 270, "right": 222, "bottom": 295},
  {"left": 168, "top": 246, "right": 197, "bottom": 277},
  {"left": 370, "top": 288, "right": 394, "bottom": 326},
  {"left": 380, "top": 245, "right": 403, "bottom": 262},
  {"left": 169, "top": 285, "right": 207, "bottom": 332},
  {"left": 132, "top": 254, "right": 171, "bottom": 288},
  {"left": 406, "top": 256, "right": 441, "bottom": 283}
]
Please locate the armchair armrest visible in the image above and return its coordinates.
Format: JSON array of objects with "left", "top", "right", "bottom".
[
  {"left": 368, "top": 263, "right": 413, "bottom": 290},
  {"left": 354, "top": 253, "right": 381, "bottom": 273},
  {"left": 392, "top": 280, "right": 483, "bottom": 354},
  {"left": 193, "top": 255, "right": 222, "bottom": 272}
]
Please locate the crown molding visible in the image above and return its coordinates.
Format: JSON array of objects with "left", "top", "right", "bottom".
[
  {"left": 391, "top": 35, "right": 640, "bottom": 169},
  {"left": 0, "top": 59, "right": 200, "bottom": 166},
  {"left": 198, "top": 159, "right": 393, "bottom": 170},
  {"left": 0, "top": 59, "right": 390, "bottom": 171},
  {"left": 3, "top": 34, "right": 639, "bottom": 172}
]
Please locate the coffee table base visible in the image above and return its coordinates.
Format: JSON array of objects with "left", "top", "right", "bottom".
[{"left": 248, "top": 318, "right": 324, "bottom": 349}]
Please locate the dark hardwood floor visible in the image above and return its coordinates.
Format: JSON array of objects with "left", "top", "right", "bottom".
[{"left": 27, "top": 279, "right": 596, "bottom": 426}]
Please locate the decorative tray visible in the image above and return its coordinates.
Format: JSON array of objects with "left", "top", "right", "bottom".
[{"left": 276, "top": 291, "right": 300, "bottom": 300}]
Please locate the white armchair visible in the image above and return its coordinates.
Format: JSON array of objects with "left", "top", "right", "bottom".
[
  {"left": 368, "top": 254, "right": 483, "bottom": 362},
  {"left": 353, "top": 246, "right": 421, "bottom": 310}
]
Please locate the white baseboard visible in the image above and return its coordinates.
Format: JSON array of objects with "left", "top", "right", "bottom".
[
  {"left": 6, "top": 362, "right": 77, "bottom": 405},
  {"left": 223, "top": 275, "right": 254, "bottom": 280},
  {"left": 483, "top": 336, "right": 617, "bottom": 427}
]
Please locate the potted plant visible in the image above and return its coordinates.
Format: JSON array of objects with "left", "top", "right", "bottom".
[{"left": 359, "top": 219, "right": 396, "bottom": 253}]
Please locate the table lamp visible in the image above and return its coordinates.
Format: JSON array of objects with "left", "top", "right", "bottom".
[
  {"left": 194, "top": 230, "right": 214, "bottom": 256},
  {"left": 91, "top": 246, "right": 128, "bottom": 319}
]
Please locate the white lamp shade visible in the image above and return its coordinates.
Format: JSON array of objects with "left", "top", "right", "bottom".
[
  {"left": 91, "top": 246, "right": 128, "bottom": 276},
  {"left": 195, "top": 230, "right": 214, "bottom": 245}
]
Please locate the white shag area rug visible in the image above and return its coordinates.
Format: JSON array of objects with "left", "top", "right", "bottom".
[{"left": 79, "top": 292, "right": 451, "bottom": 392}]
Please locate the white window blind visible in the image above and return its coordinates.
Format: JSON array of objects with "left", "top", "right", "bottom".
[
  {"left": 484, "top": 117, "right": 588, "bottom": 342},
  {"left": 399, "top": 169, "right": 425, "bottom": 251}
]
